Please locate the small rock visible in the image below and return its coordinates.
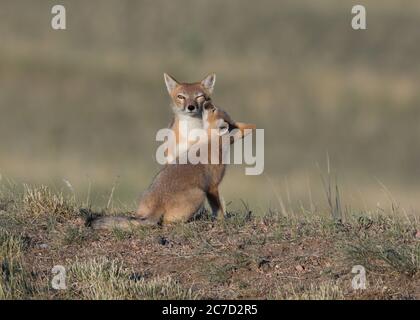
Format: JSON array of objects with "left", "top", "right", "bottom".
[
  {"left": 39, "top": 243, "right": 49, "bottom": 249},
  {"left": 158, "top": 236, "right": 169, "bottom": 246},
  {"left": 258, "top": 258, "right": 271, "bottom": 270},
  {"left": 415, "top": 230, "right": 420, "bottom": 239},
  {"left": 295, "top": 264, "right": 305, "bottom": 272}
]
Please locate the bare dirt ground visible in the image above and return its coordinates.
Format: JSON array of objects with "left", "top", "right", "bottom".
[{"left": 0, "top": 183, "right": 419, "bottom": 300}]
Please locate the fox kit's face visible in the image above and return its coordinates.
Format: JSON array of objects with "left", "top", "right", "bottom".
[
  {"left": 164, "top": 73, "right": 216, "bottom": 117},
  {"left": 203, "top": 101, "right": 256, "bottom": 143}
]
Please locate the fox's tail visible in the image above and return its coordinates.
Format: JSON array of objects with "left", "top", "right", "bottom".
[{"left": 87, "top": 215, "right": 155, "bottom": 230}]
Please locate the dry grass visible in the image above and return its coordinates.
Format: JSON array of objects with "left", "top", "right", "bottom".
[
  {"left": 0, "top": 230, "right": 36, "bottom": 299},
  {"left": 274, "top": 281, "right": 345, "bottom": 300},
  {"left": 0, "top": 170, "right": 420, "bottom": 300},
  {"left": 23, "top": 184, "right": 76, "bottom": 218},
  {"left": 67, "top": 257, "right": 200, "bottom": 300},
  {"left": 1, "top": 118, "right": 420, "bottom": 299},
  {"left": 1, "top": 180, "right": 419, "bottom": 300},
  {"left": 344, "top": 241, "right": 419, "bottom": 277}
]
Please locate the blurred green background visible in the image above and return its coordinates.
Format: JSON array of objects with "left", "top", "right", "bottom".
[{"left": 1, "top": 0, "right": 419, "bottom": 214}]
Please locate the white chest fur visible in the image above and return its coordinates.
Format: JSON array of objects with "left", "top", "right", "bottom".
[
  {"left": 177, "top": 114, "right": 203, "bottom": 155},
  {"left": 177, "top": 114, "right": 203, "bottom": 138}
]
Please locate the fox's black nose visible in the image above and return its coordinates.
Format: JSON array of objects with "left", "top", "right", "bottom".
[{"left": 187, "top": 105, "right": 196, "bottom": 111}]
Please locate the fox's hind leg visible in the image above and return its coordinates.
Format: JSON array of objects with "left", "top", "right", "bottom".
[
  {"left": 136, "top": 201, "right": 163, "bottom": 225},
  {"left": 206, "top": 188, "right": 224, "bottom": 220},
  {"left": 163, "top": 188, "right": 205, "bottom": 223}
]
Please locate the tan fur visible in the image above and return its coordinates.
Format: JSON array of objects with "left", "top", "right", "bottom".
[{"left": 90, "top": 103, "right": 255, "bottom": 230}]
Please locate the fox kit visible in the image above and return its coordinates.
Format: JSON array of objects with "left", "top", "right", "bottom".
[
  {"left": 163, "top": 73, "right": 216, "bottom": 163},
  {"left": 90, "top": 102, "right": 255, "bottom": 230}
]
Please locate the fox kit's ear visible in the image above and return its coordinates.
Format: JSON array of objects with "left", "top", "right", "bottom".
[
  {"left": 232, "top": 122, "right": 256, "bottom": 141},
  {"left": 201, "top": 73, "right": 216, "bottom": 94},
  {"left": 164, "top": 73, "right": 179, "bottom": 94}
]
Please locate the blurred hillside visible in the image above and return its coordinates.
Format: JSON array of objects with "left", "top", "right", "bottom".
[{"left": 0, "top": 0, "right": 420, "bottom": 213}]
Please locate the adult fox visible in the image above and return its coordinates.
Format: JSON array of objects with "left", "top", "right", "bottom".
[
  {"left": 163, "top": 73, "right": 216, "bottom": 163},
  {"left": 90, "top": 102, "right": 255, "bottom": 230}
]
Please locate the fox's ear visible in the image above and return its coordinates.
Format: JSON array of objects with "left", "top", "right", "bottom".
[
  {"left": 164, "top": 73, "right": 179, "bottom": 94},
  {"left": 201, "top": 73, "right": 216, "bottom": 94},
  {"left": 231, "top": 122, "right": 256, "bottom": 142}
]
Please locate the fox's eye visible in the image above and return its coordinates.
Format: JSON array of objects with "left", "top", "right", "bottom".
[
  {"left": 215, "top": 119, "right": 229, "bottom": 136},
  {"left": 177, "top": 95, "right": 185, "bottom": 100},
  {"left": 218, "top": 125, "right": 229, "bottom": 136}
]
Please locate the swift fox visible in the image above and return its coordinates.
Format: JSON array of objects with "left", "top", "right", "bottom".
[
  {"left": 163, "top": 73, "right": 216, "bottom": 163},
  {"left": 90, "top": 102, "right": 255, "bottom": 230}
]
